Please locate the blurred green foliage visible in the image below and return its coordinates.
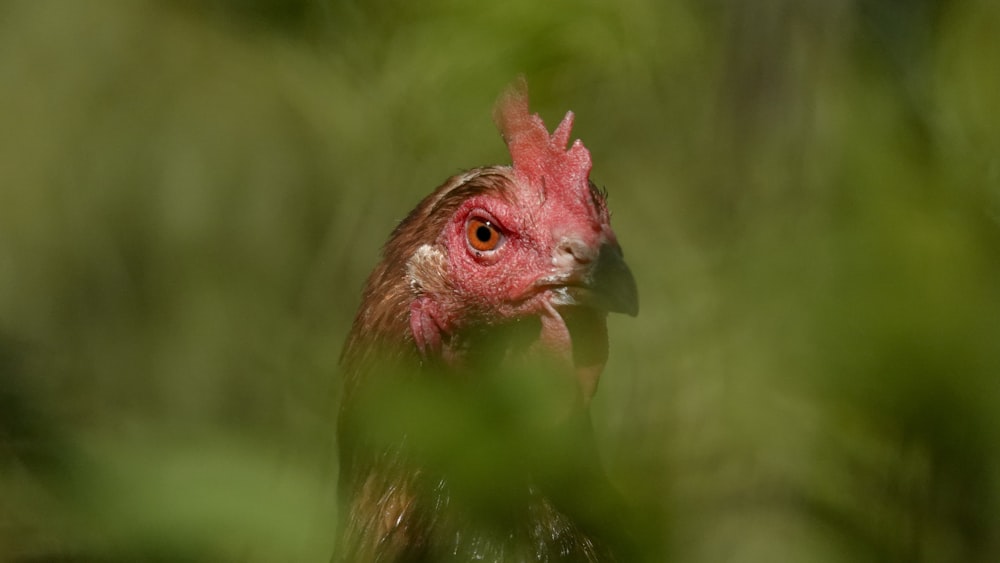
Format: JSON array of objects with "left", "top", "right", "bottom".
[{"left": 0, "top": 0, "right": 998, "bottom": 561}]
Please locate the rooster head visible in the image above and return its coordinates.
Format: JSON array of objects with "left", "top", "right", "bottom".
[{"left": 400, "top": 80, "right": 637, "bottom": 401}]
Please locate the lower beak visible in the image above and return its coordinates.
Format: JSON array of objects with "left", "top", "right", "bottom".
[{"left": 563, "top": 243, "right": 639, "bottom": 317}]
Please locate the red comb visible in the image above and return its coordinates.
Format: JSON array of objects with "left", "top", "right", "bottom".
[{"left": 493, "top": 78, "right": 592, "bottom": 197}]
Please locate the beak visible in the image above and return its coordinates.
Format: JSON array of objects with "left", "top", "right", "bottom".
[
  {"left": 552, "top": 243, "right": 639, "bottom": 317},
  {"left": 591, "top": 243, "right": 639, "bottom": 316}
]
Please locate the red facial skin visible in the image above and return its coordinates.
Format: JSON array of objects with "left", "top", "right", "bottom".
[{"left": 408, "top": 169, "right": 619, "bottom": 400}]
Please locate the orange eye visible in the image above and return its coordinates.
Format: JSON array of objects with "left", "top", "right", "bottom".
[{"left": 466, "top": 217, "right": 502, "bottom": 252}]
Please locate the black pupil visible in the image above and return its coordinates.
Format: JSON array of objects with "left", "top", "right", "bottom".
[{"left": 475, "top": 224, "right": 493, "bottom": 243}]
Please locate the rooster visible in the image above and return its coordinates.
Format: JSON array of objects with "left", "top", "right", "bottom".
[{"left": 335, "top": 80, "right": 639, "bottom": 562}]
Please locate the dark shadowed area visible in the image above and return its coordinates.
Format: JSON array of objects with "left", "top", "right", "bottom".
[{"left": 1, "top": 0, "right": 998, "bottom": 561}]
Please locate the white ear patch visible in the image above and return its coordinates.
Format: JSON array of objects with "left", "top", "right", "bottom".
[{"left": 407, "top": 244, "right": 448, "bottom": 295}]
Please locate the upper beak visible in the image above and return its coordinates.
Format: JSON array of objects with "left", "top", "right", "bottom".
[
  {"left": 593, "top": 243, "right": 639, "bottom": 316},
  {"left": 576, "top": 243, "right": 639, "bottom": 316},
  {"left": 545, "top": 242, "right": 639, "bottom": 317}
]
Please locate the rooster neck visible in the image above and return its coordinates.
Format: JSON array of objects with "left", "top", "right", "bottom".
[
  {"left": 335, "top": 408, "right": 620, "bottom": 563},
  {"left": 336, "top": 311, "right": 625, "bottom": 562}
]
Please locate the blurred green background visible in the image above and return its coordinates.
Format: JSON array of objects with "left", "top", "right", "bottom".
[{"left": 1, "top": 0, "right": 999, "bottom": 561}]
